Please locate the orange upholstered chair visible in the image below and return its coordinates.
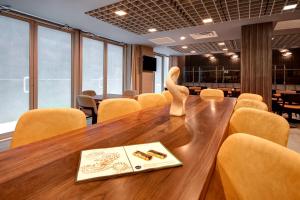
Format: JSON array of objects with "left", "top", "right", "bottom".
[
  {"left": 97, "top": 98, "right": 141, "bottom": 123},
  {"left": 234, "top": 99, "right": 268, "bottom": 111},
  {"left": 200, "top": 89, "right": 224, "bottom": 98},
  {"left": 137, "top": 93, "right": 167, "bottom": 109},
  {"left": 11, "top": 108, "right": 87, "bottom": 148},
  {"left": 217, "top": 134, "right": 300, "bottom": 200},
  {"left": 237, "top": 93, "right": 263, "bottom": 102},
  {"left": 229, "top": 107, "right": 289, "bottom": 146}
]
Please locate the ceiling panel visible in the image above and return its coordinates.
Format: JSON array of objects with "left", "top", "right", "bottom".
[
  {"left": 169, "top": 33, "right": 300, "bottom": 54},
  {"left": 86, "top": 0, "right": 299, "bottom": 35}
]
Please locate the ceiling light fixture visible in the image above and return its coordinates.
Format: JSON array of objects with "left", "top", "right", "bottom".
[
  {"left": 283, "top": 4, "right": 297, "bottom": 10},
  {"left": 222, "top": 48, "right": 228, "bottom": 51},
  {"left": 280, "top": 49, "right": 289, "bottom": 53},
  {"left": 182, "top": 45, "right": 188, "bottom": 49},
  {"left": 148, "top": 28, "right": 157, "bottom": 33},
  {"left": 180, "top": 36, "right": 186, "bottom": 40},
  {"left": 218, "top": 42, "right": 225, "bottom": 46},
  {"left": 283, "top": 52, "right": 292, "bottom": 57},
  {"left": 190, "top": 50, "right": 196, "bottom": 53},
  {"left": 231, "top": 54, "right": 238, "bottom": 59},
  {"left": 115, "top": 10, "right": 127, "bottom": 16},
  {"left": 203, "top": 18, "right": 213, "bottom": 23}
]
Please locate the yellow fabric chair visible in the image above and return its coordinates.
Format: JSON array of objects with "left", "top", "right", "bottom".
[
  {"left": 12, "top": 108, "right": 87, "bottom": 148},
  {"left": 162, "top": 90, "right": 173, "bottom": 104},
  {"left": 137, "top": 93, "right": 167, "bottom": 109},
  {"left": 200, "top": 89, "right": 224, "bottom": 97},
  {"left": 229, "top": 107, "right": 289, "bottom": 146},
  {"left": 234, "top": 99, "right": 268, "bottom": 111},
  {"left": 217, "top": 133, "right": 300, "bottom": 200},
  {"left": 237, "top": 93, "right": 263, "bottom": 102},
  {"left": 97, "top": 98, "right": 141, "bottom": 123}
]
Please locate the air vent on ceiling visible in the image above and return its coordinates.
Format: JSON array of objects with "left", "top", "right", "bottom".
[
  {"left": 149, "top": 37, "right": 175, "bottom": 45},
  {"left": 190, "top": 31, "right": 218, "bottom": 40}
]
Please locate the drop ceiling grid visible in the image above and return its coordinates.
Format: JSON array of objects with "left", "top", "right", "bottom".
[{"left": 85, "top": 0, "right": 298, "bottom": 35}]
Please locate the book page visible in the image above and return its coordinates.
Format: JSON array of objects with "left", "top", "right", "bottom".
[
  {"left": 77, "top": 147, "right": 133, "bottom": 182},
  {"left": 124, "top": 142, "right": 182, "bottom": 172}
]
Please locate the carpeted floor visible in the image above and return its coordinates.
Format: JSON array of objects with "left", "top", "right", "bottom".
[{"left": 288, "top": 124, "right": 300, "bottom": 153}]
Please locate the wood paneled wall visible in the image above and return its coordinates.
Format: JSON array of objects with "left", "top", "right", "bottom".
[{"left": 241, "top": 22, "right": 273, "bottom": 108}]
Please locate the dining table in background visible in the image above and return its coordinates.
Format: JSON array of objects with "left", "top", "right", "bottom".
[{"left": 0, "top": 96, "right": 236, "bottom": 200}]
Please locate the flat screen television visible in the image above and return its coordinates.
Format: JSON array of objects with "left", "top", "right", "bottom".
[{"left": 143, "top": 56, "right": 157, "bottom": 71}]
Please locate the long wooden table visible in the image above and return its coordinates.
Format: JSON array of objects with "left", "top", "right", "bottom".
[{"left": 0, "top": 96, "right": 236, "bottom": 200}]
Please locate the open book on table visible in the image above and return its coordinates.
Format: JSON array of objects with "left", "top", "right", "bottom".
[{"left": 76, "top": 142, "right": 182, "bottom": 182}]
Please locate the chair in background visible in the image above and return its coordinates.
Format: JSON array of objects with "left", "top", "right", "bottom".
[
  {"left": 217, "top": 133, "right": 300, "bottom": 200},
  {"left": 137, "top": 93, "right": 167, "bottom": 109},
  {"left": 162, "top": 90, "right": 173, "bottom": 104},
  {"left": 123, "top": 90, "right": 137, "bottom": 98},
  {"left": 11, "top": 108, "right": 87, "bottom": 148},
  {"left": 200, "top": 89, "right": 224, "bottom": 98},
  {"left": 77, "top": 95, "right": 98, "bottom": 124},
  {"left": 234, "top": 99, "right": 268, "bottom": 111},
  {"left": 281, "top": 93, "right": 300, "bottom": 121},
  {"left": 229, "top": 107, "right": 289, "bottom": 146},
  {"left": 237, "top": 93, "right": 263, "bottom": 102},
  {"left": 82, "top": 90, "right": 96, "bottom": 97},
  {"left": 97, "top": 98, "right": 141, "bottom": 123}
]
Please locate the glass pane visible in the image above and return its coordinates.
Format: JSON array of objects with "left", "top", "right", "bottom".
[
  {"left": 163, "top": 57, "right": 169, "bottom": 87},
  {"left": 107, "top": 44, "right": 123, "bottom": 94},
  {"left": 82, "top": 37, "right": 104, "bottom": 95},
  {"left": 0, "top": 16, "right": 29, "bottom": 132},
  {"left": 38, "top": 26, "right": 72, "bottom": 108},
  {"left": 155, "top": 56, "right": 162, "bottom": 93}
]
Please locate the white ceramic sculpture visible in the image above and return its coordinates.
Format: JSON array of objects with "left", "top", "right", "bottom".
[{"left": 166, "top": 66, "right": 189, "bottom": 116}]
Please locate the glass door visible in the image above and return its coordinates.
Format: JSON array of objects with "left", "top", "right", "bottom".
[{"left": 0, "top": 16, "right": 30, "bottom": 134}]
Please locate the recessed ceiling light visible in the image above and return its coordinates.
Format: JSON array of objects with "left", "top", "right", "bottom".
[
  {"left": 115, "top": 10, "right": 127, "bottom": 16},
  {"left": 231, "top": 54, "right": 238, "bottom": 59},
  {"left": 280, "top": 49, "right": 288, "bottom": 53},
  {"left": 148, "top": 28, "right": 157, "bottom": 32},
  {"left": 272, "top": 37, "right": 274, "bottom": 40},
  {"left": 283, "top": 4, "right": 297, "bottom": 10},
  {"left": 203, "top": 18, "right": 213, "bottom": 23},
  {"left": 190, "top": 50, "right": 196, "bottom": 53},
  {"left": 182, "top": 45, "right": 188, "bottom": 49},
  {"left": 283, "top": 52, "right": 292, "bottom": 56},
  {"left": 180, "top": 36, "right": 186, "bottom": 40},
  {"left": 222, "top": 48, "right": 228, "bottom": 51},
  {"left": 218, "top": 42, "right": 225, "bottom": 46}
]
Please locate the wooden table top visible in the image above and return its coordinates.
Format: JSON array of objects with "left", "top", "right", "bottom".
[{"left": 0, "top": 96, "right": 236, "bottom": 200}]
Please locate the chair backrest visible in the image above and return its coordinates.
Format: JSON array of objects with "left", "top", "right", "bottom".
[
  {"left": 229, "top": 107, "right": 289, "bottom": 146},
  {"left": 123, "top": 90, "right": 137, "bottom": 98},
  {"left": 76, "top": 95, "right": 97, "bottom": 114},
  {"left": 234, "top": 99, "right": 268, "bottom": 111},
  {"left": 200, "top": 89, "right": 224, "bottom": 98},
  {"left": 82, "top": 90, "right": 96, "bottom": 96},
  {"left": 137, "top": 93, "right": 167, "bottom": 109},
  {"left": 162, "top": 90, "right": 173, "bottom": 104},
  {"left": 237, "top": 93, "right": 263, "bottom": 102},
  {"left": 12, "top": 108, "right": 87, "bottom": 148},
  {"left": 217, "top": 133, "right": 300, "bottom": 200},
  {"left": 281, "top": 93, "right": 300, "bottom": 105},
  {"left": 97, "top": 98, "right": 141, "bottom": 123}
]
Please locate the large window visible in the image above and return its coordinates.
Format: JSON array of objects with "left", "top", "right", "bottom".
[
  {"left": 163, "top": 56, "right": 170, "bottom": 87},
  {"left": 82, "top": 37, "right": 104, "bottom": 95},
  {"left": 155, "top": 55, "right": 163, "bottom": 93},
  {"left": 0, "top": 16, "right": 30, "bottom": 133},
  {"left": 38, "top": 26, "right": 72, "bottom": 108},
  {"left": 107, "top": 44, "right": 123, "bottom": 94}
]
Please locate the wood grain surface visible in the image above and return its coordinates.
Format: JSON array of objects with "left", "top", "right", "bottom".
[{"left": 0, "top": 96, "right": 236, "bottom": 200}]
